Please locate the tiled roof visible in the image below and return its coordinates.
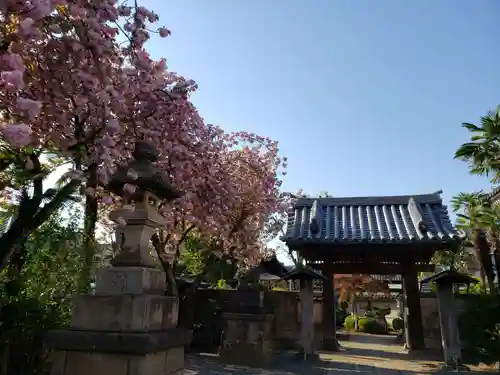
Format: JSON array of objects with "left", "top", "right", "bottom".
[
  {"left": 283, "top": 191, "right": 460, "bottom": 245},
  {"left": 371, "top": 274, "right": 402, "bottom": 283},
  {"left": 353, "top": 292, "right": 402, "bottom": 300}
]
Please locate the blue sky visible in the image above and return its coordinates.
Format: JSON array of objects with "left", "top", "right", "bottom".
[{"left": 141, "top": 1, "right": 499, "bottom": 211}]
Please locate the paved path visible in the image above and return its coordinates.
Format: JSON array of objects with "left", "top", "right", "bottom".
[{"left": 184, "top": 333, "right": 496, "bottom": 374}]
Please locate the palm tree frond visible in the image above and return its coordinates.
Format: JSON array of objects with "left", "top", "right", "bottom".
[{"left": 462, "top": 123, "right": 483, "bottom": 132}]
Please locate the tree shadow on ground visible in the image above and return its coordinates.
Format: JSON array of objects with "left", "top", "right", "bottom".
[
  {"left": 185, "top": 353, "right": 442, "bottom": 375},
  {"left": 337, "top": 332, "right": 494, "bottom": 372},
  {"left": 339, "top": 332, "right": 440, "bottom": 359}
]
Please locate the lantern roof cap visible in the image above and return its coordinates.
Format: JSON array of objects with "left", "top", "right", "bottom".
[{"left": 108, "top": 140, "right": 181, "bottom": 201}]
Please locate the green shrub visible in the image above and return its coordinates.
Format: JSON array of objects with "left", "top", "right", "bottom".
[
  {"left": 459, "top": 293, "right": 500, "bottom": 366},
  {"left": 271, "top": 286, "right": 289, "bottom": 291},
  {"left": 215, "top": 279, "right": 232, "bottom": 289},
  {"left": 0, "top": 294, "right": 70, "bottom": 375},
  {"left": 376, "top": 306, "right": 391, "bottom": 318},
  {"left": 364, "top": 310, "right": 377, "bottom": 318},
  {"left": 336, "top": 309, "right": 347, "bottom": 326},
  {"left": 357, "top": 317, "right": 386, "bottom": 334},
  {"left": 0, "top": 209, "right": 85, "bottom": 375},
  {"left": 392, "top": 317, "right": 404, "bottom": 331},
  {"left": 344, "top": 314, "right": 357, "bottom": 331}
]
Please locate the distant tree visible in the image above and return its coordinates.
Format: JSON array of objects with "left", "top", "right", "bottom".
[
  {"left": 318, "top": 190, "right": 332, "bottom": 198},
  {"left": 176, "top": 234, "right": 239, "bottom": 286},
  {"left": 452, "top": 192, "right": 496, "bottom": 291},
  {"left": 455, "top": 107, "right": 500, "bottom": 181},
  {"left": 430, "top": 244, "right": 475, "bottom": 274}
]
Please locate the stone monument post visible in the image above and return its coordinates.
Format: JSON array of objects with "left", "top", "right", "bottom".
[
  {"left": 421, "top": 269, "right": 477, "bottom": 371},
  {"left": 47, "top": 141, "right": 191, "bottom": 375},
  {"left": 283, "top": 266, "right": 330, "bottom": 360},
  {"left": 299, "top": 278, "right": 314, "bottom": 358}
]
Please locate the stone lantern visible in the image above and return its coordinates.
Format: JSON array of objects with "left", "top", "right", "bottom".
[
  {"left": 47, "top": 141, "right": 190, "bottom": 375},
  {"left": 105, "top": 140, "right": 180, "bottom": 269}
]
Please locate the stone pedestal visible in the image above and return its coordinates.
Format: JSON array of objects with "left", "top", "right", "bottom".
[
  {"left": 47, "top": 267, "right": 192, "bottom": 375},
  {"left": 219, "top": 312, "right": 274, "bottom": 367}
]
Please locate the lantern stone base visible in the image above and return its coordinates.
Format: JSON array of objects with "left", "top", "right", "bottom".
[
  {"left": 48, "top": 330, "right": 190, "bottom": 375},
  {"left": 219, "top": 312, "right": 274, "bottom": 367},
  {"left": 47, "top": 267, "right": 191, "bottom": 375}
]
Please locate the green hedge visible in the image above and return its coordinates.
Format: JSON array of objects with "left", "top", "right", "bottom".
[
  {"left": 344, "top": 314, "right": 357, "bottom": 331},
  {"left": 392, "top": 317, "right": 404, "bottom": 331},
  {"left": 344, "top": 314, "right": 387, "bottom": 334},
  {"left": 357, "top": 317, "right": 386, "bottom": 334}
]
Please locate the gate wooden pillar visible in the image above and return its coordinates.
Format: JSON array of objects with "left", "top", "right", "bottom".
[
  {"left": 402, "top": 261, "right": 425, "bottom": 350},
  {"left": 321, "top": 262, "right": 339, "bottom": 351}
]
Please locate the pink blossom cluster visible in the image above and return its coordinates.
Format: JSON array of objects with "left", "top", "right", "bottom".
[{"left": 0, "top": 0, "right": 286, "bottom": 263}]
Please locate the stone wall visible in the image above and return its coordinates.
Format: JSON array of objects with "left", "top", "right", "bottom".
[
  {"left": 190, "top": 290, "right": 324, "bottom": 351},
  {"left": 185, "top": 289, "right": 268, "bottom": 352},
  {"left": 184, "top": 288, "right": 479, "bottom": 354}
]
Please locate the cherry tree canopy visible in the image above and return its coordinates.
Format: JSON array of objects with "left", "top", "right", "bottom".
[{"left": 0, "top": 0, "right": 286, "bottom": 267}]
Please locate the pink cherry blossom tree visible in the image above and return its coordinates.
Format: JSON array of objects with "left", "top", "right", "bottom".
[
  {"left": 0, "top": 0, "right": 288, "bottom": 281},
  {"left": 0, "top": 0, "right": 188, "bottom": 270},
  {"left": 148, "top": 130, "right": 286, "bottom": 294}
]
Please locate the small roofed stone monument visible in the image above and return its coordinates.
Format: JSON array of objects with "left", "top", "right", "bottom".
[
  {"left": 283, "top": 266, "right": 329, "bottom": 360},
  {"left": 47, "top": 141, "right": 190, "bottom": 375},
  {"left": 421, "top": 269, "right": 477, "bottom": 372}
]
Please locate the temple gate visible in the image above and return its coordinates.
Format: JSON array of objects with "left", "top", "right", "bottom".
[{"left": 282, "top": 191, "right": 460, "bottom": 351}]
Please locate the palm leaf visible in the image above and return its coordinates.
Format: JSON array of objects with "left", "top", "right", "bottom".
[
  {"left": 462, "top": 123, "right": 483, "bottom": 132},
  {"left": 454, "top": 143, "right": 480, "bottom": 160}
]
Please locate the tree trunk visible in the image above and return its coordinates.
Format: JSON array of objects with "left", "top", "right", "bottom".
[
  {"left": 493, "top": 250, "right": 500, "bottom": 290},
  {"left": 479, "top": 266, "right": 487, "bottom": 292},
  {"left": 0, "top": 226, "right": 27, "bottom": 271},
  {"left": 0, "top": 179, "right": 80, "bottom": 271},
  {"left": 151, "top": 232, "right": 179, "bottom": 297},
  {"left": 165, "top": 262, "right": 178, "bottom": 297},
  {"left": 486, "top": 229, "right": 500, "bottom": 290},
  {"left": 1, "top": 240, "right": 27, "bottom": 375},
  {"left": 78, "top": 166, "right": 98, "bottom": 295},
  {"left": 474, "top": 230, "right": 495, "bottom": 293},
  {"left": 4, "top": 243, "right": 27, "bottom": 297}
]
